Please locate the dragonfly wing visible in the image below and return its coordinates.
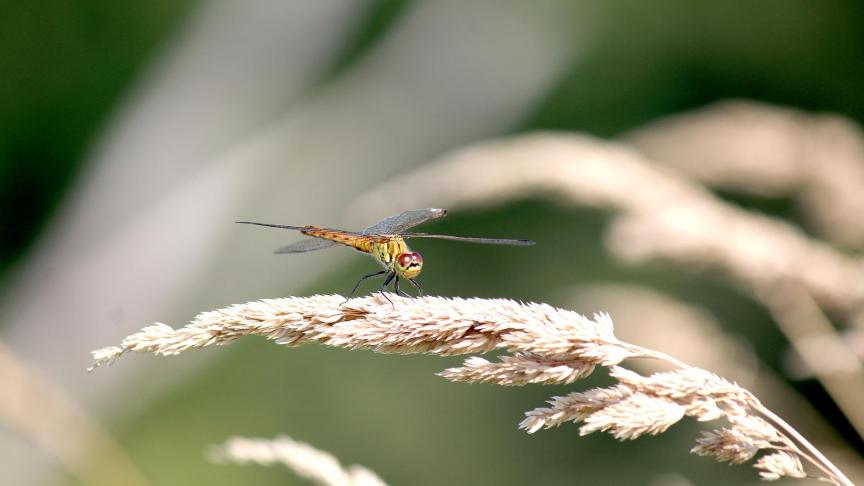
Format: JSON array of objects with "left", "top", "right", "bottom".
[
  {"left": 274, "top": 238, "right": 340, "bottom": 254},
  {"left": 237, "top": 221, "right": 344, "bottom": 253},
  {"left": 403, "top": 233, "right": 535, "bottom": 246},
  {"left": 361, "top": 208, "right": 448, "bottom": 235}
]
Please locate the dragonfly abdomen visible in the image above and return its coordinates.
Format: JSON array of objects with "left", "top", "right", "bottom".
[{"left": 300, "top": 226, "right": 385, "bottom": 254}]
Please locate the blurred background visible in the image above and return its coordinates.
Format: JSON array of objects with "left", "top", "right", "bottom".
[{"left": 2, "top": 0, "right": 864, "bottom": 484}]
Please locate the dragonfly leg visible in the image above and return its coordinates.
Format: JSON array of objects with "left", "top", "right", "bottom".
[
  {"left": 394, "top": 276, "right": 410, "bottom": 297},
  {"left": 340, "top": 270, "right": 387, "bottom": 306},
  {"left": 378, "top": 272, "right": 396, "bottom": 307},
  {"left": 347, "top": 269, "right": 388, "bottom": 297},
  {"left": 381, "top": 271, "right": 396, "bottom": 289},
  {"left": 407, "top": 278, "right": 423, "bottom": 296}
]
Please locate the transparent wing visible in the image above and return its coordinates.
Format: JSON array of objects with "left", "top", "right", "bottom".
[
  {"left": 361, "top": 208, "right": 448, "bottom": 235},
  {"left": 274, "top": 238, "right": 340, "bottom": 254},
  {"left": 403, "top": 233, "right": 535, "bottom": 246},
  {"left": 237, "top": 220, "right": 342, "bottom": 254}
]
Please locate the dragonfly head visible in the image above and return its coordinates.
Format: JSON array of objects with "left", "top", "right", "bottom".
[{"left": 396, "top": 251, "right": 423, "bottom": 279}]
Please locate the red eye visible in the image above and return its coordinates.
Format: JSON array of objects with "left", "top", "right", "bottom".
[
  {"left": 398, "top": 253, "right": 413, "bottom": 267},
  {"left": 398, "top": 252, "right": 423, "bottom": 268}
]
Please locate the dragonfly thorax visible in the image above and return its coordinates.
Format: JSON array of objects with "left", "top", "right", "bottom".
[{"left": 395, "top": 251, "right": 423, "bottom": 279}]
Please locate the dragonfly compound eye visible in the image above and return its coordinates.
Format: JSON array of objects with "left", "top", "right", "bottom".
[
  {"left": 397, "top": 252, "right": 423, "bottom": 278},
  {"left": 397, "top": 253, "right": 411, "bottom": 268}
]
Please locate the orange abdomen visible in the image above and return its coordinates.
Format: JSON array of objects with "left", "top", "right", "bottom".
[{"left": 300, "top": 226, "right": 383, "bottom": 254}]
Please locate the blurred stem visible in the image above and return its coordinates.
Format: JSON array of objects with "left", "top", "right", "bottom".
[
  {"left": 760, "top": 283, "right": 864, "bottom": 441},
  {"left": 0, "top": 341, "right": 148, "bottom": 486}
]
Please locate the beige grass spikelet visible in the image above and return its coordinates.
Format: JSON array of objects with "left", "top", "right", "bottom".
[
  {"left": 439, "top": 353, "right": 596, "bottom": 386},
  {"left": 520, "top": 382, "right": 633, "bottom": 433},
  {"left": 692, "top": 416, "right": 781, "bottom": 465},
  {"left": 755, "top": 452, "right": 808, "bottom": 481},
  {"left": 692, "top": 428, "right": 763, "bottom": 465},
  {"left": 580, "top": 393, "right": 686, "bottom": 440},
  {"left": 519, "top": 366, "right": 753, "bottom": 436}
]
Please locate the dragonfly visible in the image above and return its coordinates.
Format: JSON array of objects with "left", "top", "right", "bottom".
[{"left": 237, "top": 208, "right": 534, "bottom": 298}]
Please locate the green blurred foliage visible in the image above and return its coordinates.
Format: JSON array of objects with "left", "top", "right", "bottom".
[
  {"left": 0, "top": 0, "right": 197, "bottom": 276},
  {"left": 526, "top": 0, "right": 864, "bottom": 136}
]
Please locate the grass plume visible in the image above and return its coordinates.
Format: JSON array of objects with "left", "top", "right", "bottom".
[{"left": 90, "top": 294, "right": 852, "bottom": 484}]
